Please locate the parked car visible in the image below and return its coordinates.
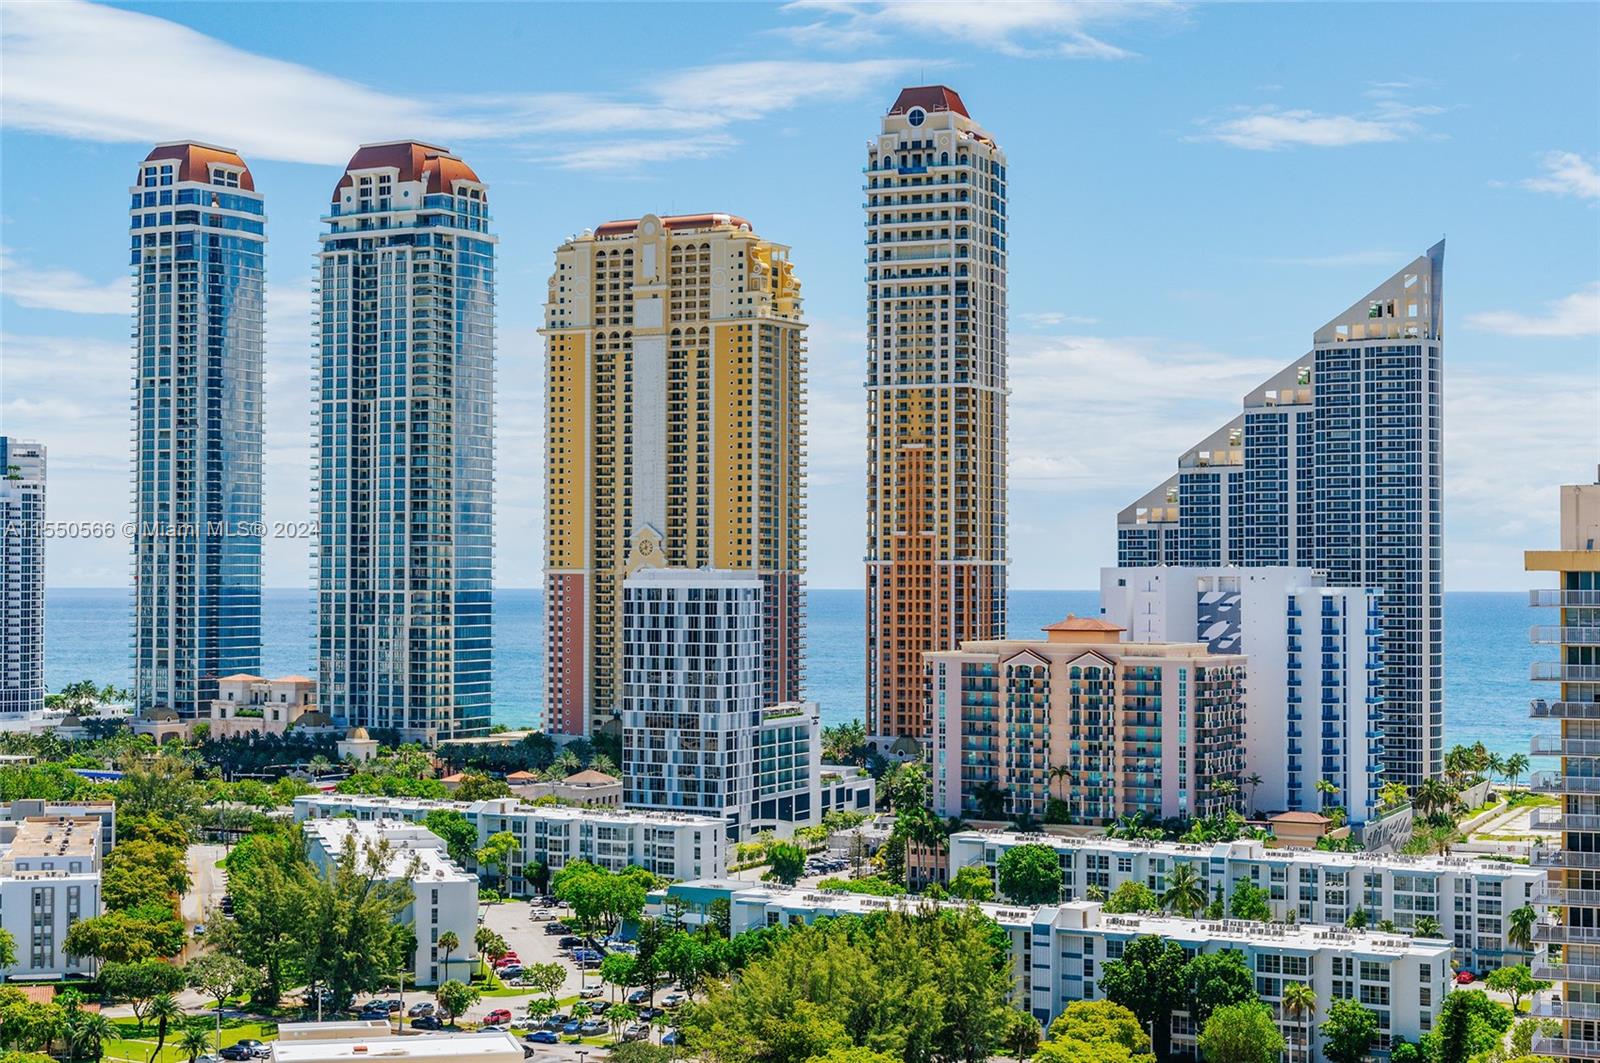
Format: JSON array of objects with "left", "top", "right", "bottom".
[
  {"left": 558, "top": 936, "right": 583, "bottom": 948},
  {"left": 218, "top": 1047, "right": 253, "bottom": 1061},
  {"left": 637, "top": 1008, "right": 662, "bottom": 1021},
  {"left": 481, "top": 1025, "right": 508, "bottom": 1033},
  {"left": 193, "top": 924, "right": 207, "bottom": 936},
  {"left": 1456, "top": 970, "right": 1476, "bottom": 985},
  {"left": 485, "top": 1009, "right": 513, "bottom": 1026},
  {"left": 585, "top": 1002, "right": 608, "bottom": 1015},
  {"left": 579, "top": 987, "right": 604, "bottom": 999},
  {"left": 661, "top": 1029, "right": 681, "bottom": 1046},
  {"left": 540, "top": 1016, "right": 564, "bottom": 1030},
  {"left": 498, "top": 964, "right": 524, "bottom": 980},
  {"left": 622, "top": 1023, "right": 649, "bottom": 1042},
  {"left": 412, "top": 1016, "right": 444, "bottom": 1031},
  {"left": 662, "top": 993, "right": 685, "bottom": 1009},
  {"left": 525, "top": 1031, "right": 560, "bottom": 1045},
  {"left": 408, "top": 1003, "right": 435, "bottom": 1018},
  {"left": 562, "top": 1020, "right": 583, "bottom": 1036},
  {"left": 543, "top": 924, "right": 565, "bottom": 936},
  {"left": 626, "top": 989, "right": 650, "bottom": 1005},
  {"left": 578, "top": 1020, "right": 606, "bottom": 1036}
]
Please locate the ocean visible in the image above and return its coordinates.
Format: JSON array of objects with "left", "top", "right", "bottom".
[{"left": 44, "top": 588, "right": 1538, "bottom": 760}]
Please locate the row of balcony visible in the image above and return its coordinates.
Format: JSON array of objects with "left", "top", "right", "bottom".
[
  {"left": 1532, "top": 625, "right": 1600, "bottom": 645},
  {"left": 1532, "top": 698, "right": 1600, "bottom": 719},
  {"left": 1533, "top": 663, "right": 1600, "bottom": 682}
]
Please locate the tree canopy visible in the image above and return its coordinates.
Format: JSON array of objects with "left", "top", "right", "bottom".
[{"left": 994, "top": 844, "right": 1062, "bottom": 905}]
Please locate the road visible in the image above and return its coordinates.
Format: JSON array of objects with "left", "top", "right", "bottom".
[{"left": 181, "top": 842, "right": 229, "bottom": 962}]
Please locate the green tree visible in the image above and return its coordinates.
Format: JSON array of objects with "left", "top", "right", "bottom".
[
  {"left": 1102, "top": 881, "right": 1160, "bottom": 915},
  {"left": 1100, "top": 935, "right": 1187, "bottom": 1062},
  {"left": 600, "top": 952, "right": 638, "bottom": 1001},
  {"left": 658, "top": 932, "right": 708, "bottom": 994},
  {"left": 0, "top": 927, "right": 15, "bottom": 977},
  {"left": 1227, "top": 880, "right": 1272, "bottom": 922},
  {"left": 1412, "top": 915, "right": 1442, "bottom": 938},
  {"left": 298, "top": 834, "right": 420, "bottom": 1008},
  {"left": 1182, "top": 949, "right": 1255, "bottom": 1028},
  {"left": 64, "top": 906, "right": 186, "bottom": 964},
  {"left": 177, "top": 1025, "right": 213, "bottom": 1063},
  {"left": 999, "top": 1009, "right": 1041, "bottom": 1061},
  {"left": 100, "top": 960, "right": 187, "bottom": 1029},
  {"left": 606, "top": 1002, "right": 638, "bottom": 1042},
  {"left": 69, "top": 1012, "right": 117, "bottom": 1063},
  {"left": 454, "top": 773, "right": 512, "bottom": 802},
  {"left": 209, "top": 824, "right": 311, "bottom": 1006},
  {"left": 805, "top": 1048, "right": 899, "bottom": 1063},
  {"left": 1196, "top": 1000, "right": 1284, "bottom": 1063},
  {"left": 1503, "top": 753, "right": 1531, "bottom": 791},
  {"left": 1509, "top": 903, "right": 1538, "bottom": 953},
  {"left": 185, "top": 953, "right": 261, "bottom": 1047},
  {"left": 947, "top": 865, "right": 995, "bottom": 903},
  {"left": 821, "top": 721, "right": 867, "bottom": 765},
  {"left": 994, "top": 844, "right": 1062, "bottom": 905},
  {"left": 422, "top": 810, "right": 479, "bottom": 868},
  {"left": 102, "top": 839, "right": 192, "bottom": 911},
  {"left": 1280, "top": 981, "right": 1317, "bottom": 1063},
  {"left": 1422, "top": 988, "right": 1514, "bottom": 1062},
  {"left": 435, "top": 980, "right": 479, "bottom": 1025},
  {"left": 1037, "top": 1000, "right": 1153, "bottom": 1063},
  {"left": 1487, "top": 964, "right": 1549, "bottom": 1012},
  {"left": 145, "top": 993, "right": 184, "bottom": 1063},
  {"left": 437, "top": 931, "right": 460, "bottom": 984},
  {"left": 474, "top": 831, "right": 521, "bottom": 888},
  {"left": 767, "top": 842, "right": 808, "bottom": 886},
  {"left": 552, "top": 861, "right": 648, "bottom": 938},
  {"left": 1321, "top": 999, "right": 1379, "bottom": 1063},
  {"left": 1159, "top": 863, "right": 1206, "bottom": 918}
]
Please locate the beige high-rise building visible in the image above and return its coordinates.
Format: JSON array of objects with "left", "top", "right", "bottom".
[
  {"left": 1527, "top": 473, "right": 1600, "bottom": 1059},
  {"left": 865, "top": 87, "right": 1008, "bottom": 746},
  {"left": 542, "top": 214, "right": 805, "bottom": 736}
]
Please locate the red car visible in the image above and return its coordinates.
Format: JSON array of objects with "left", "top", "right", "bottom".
[
  {"left": 494, "top": 953, "right": 520, "bottom": 967},
  {"left": 484, "top": 1009, "right": 513, "bottom": 1026},
  {"left": 1455, "top": 971, "right": 1475, "bottom": 985}
]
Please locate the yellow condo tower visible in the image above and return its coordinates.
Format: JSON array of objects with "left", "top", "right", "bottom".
[
  {"left": 543, "top": 213, "right": 806, "bottom": 736},
  {"left": 866, "top": 87, "right": 1009, "bottom": 745}
]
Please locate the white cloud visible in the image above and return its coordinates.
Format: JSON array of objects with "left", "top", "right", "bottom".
[
  {"left": 1020, "top": 311, "right": 1099, "bottom": 327},
  {"left": 778, "top": 0, "right": 1177, "bottom": 59},
  {"left": 1520, "top": 151, "right": 1600, "bottom": 201},
  {"left": 1466, "top": 283, "right": 1600, "bottom": 338},
  {"left": 0, "top": 248, "right": 127, "bottom": 314},
  {"left": 1192, "top": 85, "right": 1443, "bottom": 151},
  {"left": 0, "top": 2, "right": 921, "bottom": 172}
]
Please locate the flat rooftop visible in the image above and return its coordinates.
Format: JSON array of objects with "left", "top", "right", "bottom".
[
  {"left": 3, "top": 817, "right": 100, "bottom": 859},
  {"left": 302, "top": 818, "right": 472, "bottom": 883},
  {"left": 297, "top": 792, "right": 722, "bottom": 828},
  {"left": 271, "top": 1031, "right": 523, "bottom": 1063}
]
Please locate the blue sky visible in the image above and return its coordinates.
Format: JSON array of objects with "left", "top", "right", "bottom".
[{"left": 2, "top": 1, "right": 1596, "bottom": 591}]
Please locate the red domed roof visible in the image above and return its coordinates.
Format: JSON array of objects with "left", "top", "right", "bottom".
[
  {"left": 142, "top": 142, "right": 254, "bottom": 191},
  {"left": 332, "top": 141, "right": 482, "bottom": 202},
  {"left": 888, "top": 86, "right": 969, "bottom": 119}
]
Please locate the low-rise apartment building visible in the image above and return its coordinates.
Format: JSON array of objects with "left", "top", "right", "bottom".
[
  {"left": 948, "top": 829, "right": 1539, "bottom": 972},
  {"left": 1, "top": 799, "right": 116, "bottom": 856},
  {"left": 0, "top": 816, "right": 102, "bottom": 980},
  {"left": 925, "top": 617, "right": 1245, "bottom": 825},
  {"left": 271, "top": 1024, "right": 522, "bottom": 1063},
  {"left": 302, "top": 817, "right": 477, "bottom": 986},
  {"left": 293, "top": 793, "right": 726, "bottom": 886},
  {"left": 646, "top": 879, "right": 1451, "bottom": 1054}
]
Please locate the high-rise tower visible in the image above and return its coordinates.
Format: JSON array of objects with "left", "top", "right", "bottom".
[
  {"left": 542, "top": 213, "right": 805, "bottom": 736},
  {"left": 1117, "top": 243, "right": 1444, "bottom": 787},
  {"left": 1527, "top": 475, "right": 1600, "bottom": 1060},
  {"left": 0, "top": 438, "right": 46, "bottom": 719},
  {"left": 316, "top": 142, "right": 495, "bottom": 741},
  {"left": 130, "top": 143, "right": 264, "bottom": 718},
  {"left": 865, "top": 87, "right": 1008, "bottom": 744}
]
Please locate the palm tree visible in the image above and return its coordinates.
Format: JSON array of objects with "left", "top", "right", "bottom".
[
  {"left": 438, "top": 930, "right": 460, "bottom": 984},
  {"left": 1504, "top": 753, "right": 1531, "bottom": 792},
  {"left": 1282, "top": 981, "right": 1317, "bottom": 1063},
  {"left": 147, "top": 994, "right": 183, "bottom": 1063},
  {"left": 1160, "top": 863, "right": 1207, "bottom": 918},
  {"left": 474, "top": 925, "right": 498, "bottom": 975},
  {"left": 70, "top": 1013, "right": 117, "bottom": 1063},
  {"left": 178, "top": 1026, "right": 214, "bottom": 1063},
  {"left": 1314, "top": 778, "right": 1339, "bottom": 810},
  {"left": 1486, "top": 752, "right": 1507, "bottom": 784},
  {"left": 548, "top": 750, "right": 581, "bottom": 779},
  {"left": 1244, "top": 773, "right": 1264, "bottom": 812},
  {"left": 1213, "top": 778, "right": 1240, "bottom": 813},
  {"left": 1414, "top": 777, "right": 1457, "bottom": 819},
  {"left": 1509, "top": 904, "right": 1538, "bottom": 953},
  {"left": 1048, "top": 764, "right": 1073, "bottom": 802},
  {"left": 1413, "top": 916, "right": 1442, "bottom": 938},
  {"left": 587, "top": 753, "right": 618, "bottom": 777}
]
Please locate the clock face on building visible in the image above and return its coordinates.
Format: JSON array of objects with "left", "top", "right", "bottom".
[
  {"left": 638, "top": 539, "right": 654, "bottom": 556},
  {"left": 907, "top": 108, "right": 925, "bottom": 127}
]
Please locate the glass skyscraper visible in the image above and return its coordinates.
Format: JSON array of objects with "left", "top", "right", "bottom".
[
  {"left": 1, "top": 437, "right": 46, "bottom": 719},
  {"left": 130, "top": 143, "right": 264, "bottom": 718},
  {"left": 315, "top": 142, "right": 495, "bottom": 742},
  {"left": 1118, "top": 243, "right": 1445, "bottom": 788}
]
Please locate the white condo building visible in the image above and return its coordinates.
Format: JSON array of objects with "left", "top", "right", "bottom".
[
  {"left": 948, "top": 829, "right": 1540, "bottom": 973},
  {"left": 302, "top": 817, "right": 476, "bottom": 986},
  {"left": 647, "top": 880, "right": 1451, "bottom": 1054},
  {"left": 0, "top": 817, "right": 103, "bottom": 980},
  {"left": 1101, "top": 566, "right": 1384, "bottom": 822},
  {"left": 293, "top": 793, "right": 727, "bottom": 886},
  {"left": 0, "top": 439, "right": 45, "bottom": 720}
]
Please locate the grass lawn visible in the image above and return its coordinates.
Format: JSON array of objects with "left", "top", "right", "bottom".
[{"left": 102, "top": 1018, "right": 277, "bottom": 1063}]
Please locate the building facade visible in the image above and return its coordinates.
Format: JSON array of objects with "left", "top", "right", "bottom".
[
  {"left": 302, "top": 817, "right": 477, "bottom": 986},
  {"left": 924, "top": 617, "right": 1246, "bottom": 825},
  {"left": 0, "top": 816, "right": 103, "bottom": 980},
  {"left": 647, "top": 880, "right": 1451, "bottom": 1052},
  {"left": 948, "top": 829, "right": 1539, "bottom": 973},
  {"left": 130, "top": 143, "right": 264, "bottom": 719},
  {"left": 543, "top": 213, "right": 805, "bottom": 737},
  {"left": 865, "top": 86, "right": 1008, "bottom": 746},
  {"left": 1117, "top": 244, "right": 1444, "bottom": 789},
  {"left": 292, "top": 793, "right": 727, "bottom": 885},
  {"left": 0, "top": 438, "right": 45, "bottom": 719},
  {"left": 1527, "top": 477, "right": 1600, "bottom": 1060},
  {"left": 1101, "top": 566, "right": 1384, "bottom": 821},
  {"left": 316, "top": 142, "right": 495, "bottom": 741}
]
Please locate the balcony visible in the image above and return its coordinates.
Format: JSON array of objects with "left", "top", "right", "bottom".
[
  {"left": 1533, "top": 922, "right": 1600, "bottom": 944},
  {"left": 1531, "top": 960, "right": 1600, "bottom": 983},
  {"left": 1531, "top": 736, "right": 1600, "bottom": 757},
  {"left": 1531, "top": 589, "right": 1600, "bottom": 608},
  {"left": 1533, "top": 848, "right": 1600, "bottom": 869},
  {"left": 1532, "top": 999, "right": 1600, "bottom": 1021},
  {"left": 1534, "top": 883, "right": 1600, "bottom": 907},
  {"left": 1533, "top": 663, "right": 1600, "bottom": 682},
  {"left": 1533, "top": 698, "right": 1600, "bottom": 719},
  {"left": 1530, "top": 772, "right": 1600, "bottom": 794},
  {"left": 1532, "top": 626, "right": 1600, "bottom": 645},
  {"left": 1531, "top": 1034, "right": 1600, "bottom": 1060}
]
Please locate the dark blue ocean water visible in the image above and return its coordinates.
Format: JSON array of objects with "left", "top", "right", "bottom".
[{"left": 44, "top": 589, "right": 1536, "bottom": 758}]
